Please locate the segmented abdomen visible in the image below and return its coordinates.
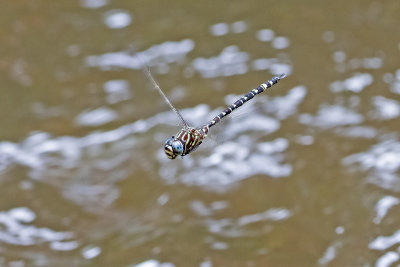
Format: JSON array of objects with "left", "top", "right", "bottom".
[{"left": 207, "top": 75, "right": 284, "bottom": 128}]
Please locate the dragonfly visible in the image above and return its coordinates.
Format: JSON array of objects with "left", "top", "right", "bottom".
[{"left": 139, "top": 52, "right": 285, "bottom": 159}]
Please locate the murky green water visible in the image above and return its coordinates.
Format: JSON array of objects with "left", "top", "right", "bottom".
[{"left": 1, "top": 0, "right": 400, "bottom": 266}]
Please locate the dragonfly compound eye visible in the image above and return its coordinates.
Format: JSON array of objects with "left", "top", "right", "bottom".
[{"left": 164, "top": 138, "right": 183, "bottom": 159}]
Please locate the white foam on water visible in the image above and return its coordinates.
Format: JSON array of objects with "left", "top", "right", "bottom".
[
  {"left": 104, "top": 80, "right": 132, "bottom": 104},
  {"left": 176, "top": 137, "right": 292, "bottom": 188},
  {"left": 322, "top": 31, "right": 335, "bottom": 43},
  {"left": 330, "top": 73, "right": 373, "bottom": 93},
  {"left": 210, "top": 23, "right": 229, "bottom": 36},
  {"left": 8, "top": 207, "right": 35, "bottom": 223},
  {"left": 371, "top": 96, "right": 400, "bottom": 120},
  {"left": 50, "top": 240, "right": 79, "bottom": 251},
  {"left": 343, "top": 139, "right": 400, "bottom": 191},
  {"left": 103, "top": 10, "right": 132, "bottom": 29},
  {"left": 334, "top": 126, "right": 377, "bottom": 139},
  {"left": 390, "top": 80, "right": 400, "bottom": 94},
  {"left": 0, "top": 207, "right": 74, "bottom": 246},
  {"left": 299, "top": 104, "right": 363, "bottom": 128},
  {"left": 369, "top": 230, "right": 400, "bottom": 250},
  {"left": 362, "top": 57, "right": 383, "bottom": 69},
  {"left": 75, "top": 107, "right": 119, "bottom": 127},
  {"left": 204, "top": 207, "right": 292, "bottom": 237},
  {"left": 251, "top": 58, "right": 278, "bottom": 71},
  {"left": 82, "top": 245, "right": 102, "bottom": 259},
  {"left": 237, "top": 208, "right": 291, "bottom": 225},
  {"left": 343, "top": 139, "right": 400, "bottom": 174},
  {"left": 333, "top": 51, "right": 346, "bottom": 63},
  {"left": 318, "top": 242, "right": 340, "bottom": 265},
  {"left": 256, "top": 29, "right": 275, "bottom": 42},
  {"left": 272, "top": 36, "right": 290, "bottom": 50},
  {"left": 86, "top": 39, "right": 195, "bottom": 70},
  {"left": 265, "top": 85, "right": 307, "bottom": 119},
  {"left": 375, "top": 251, "right": 399, "bottom": 267},
  {"left": 373, "top": 196, "right": 400, "bottom": 224},
  {"left": 231, "top": 21, "right": 247, "bottom": 33},
  {"left": 133, "top": 259, "right": 175, "bottom": 267},
  {"left": 80, "top": 0, "right": 108, "bottom": 8},
  {"left": 192, "top": 46, "right": 249, "bottom": 78}
]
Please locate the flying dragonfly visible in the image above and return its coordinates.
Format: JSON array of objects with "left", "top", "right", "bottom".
[{"left": 134, "top": 48, "right": 285, "bottom": 159}]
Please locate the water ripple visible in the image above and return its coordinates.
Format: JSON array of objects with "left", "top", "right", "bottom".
[
  {"left": 174, "top": 138, "right": 291, "bottom": 188},
  {"left": 330, "top": 73, "right": 373, "bottom": 93},
  {"left": 257, "top": 29, "right": 275, "bottom": 42},
  {"left": 342, "top": 139, "right": 400, "bottom": 191},
  {"left": 369, "top": 230, "right": 400, "bottom": 250},
  {"left": 192, "top": 46, "right": 249, "bottom": 78},
  {"left": 0, "top": 207, "right": 74, "bottom": 247},
  {"left": 75, "top": 107, "right": 119, "bottom": 126},
  {"left": 132, "top": 259, "right": 175, "bottom": 267},
  {"left": 103, "top": 9, "right": 132, "bottom": 29},
  {"left": 375, "top": 251, "right": 400, "bottom": 267},
  {"left": 299, "top": 105, "right": 363, "bottom": 128},
  {"left": 371, "top": 96, "right": 400, "bottom": 120},
  {"left": 80, "top": 0, "right": 108, "bottom": 8},
  {"left": 373, "top": 196, "right": 400, "bottom": 224},
  {"left": 86, "top": 39, "right": 195, "bottom": 70},
  {"left": 205, "top": 208, "right": 292, "bottom": 237},
  {"left": 210, "top": 21, "right": 248, "bottom": 36}
]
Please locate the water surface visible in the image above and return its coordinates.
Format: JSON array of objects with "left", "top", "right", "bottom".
[{"left": 1, "top": 0, "right": 400, "bottom": 266}]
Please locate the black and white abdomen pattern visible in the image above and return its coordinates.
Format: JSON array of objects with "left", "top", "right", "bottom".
[{"left": 206, "top": 74, "right": 285, "bottom": 129}]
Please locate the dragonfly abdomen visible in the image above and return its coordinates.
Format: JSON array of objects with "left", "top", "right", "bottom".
[{"left": 207, "top": 74, "right": 285, "bottom": 128}]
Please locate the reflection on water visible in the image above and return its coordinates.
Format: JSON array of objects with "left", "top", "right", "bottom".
[
  {"left": 1, "top": 0, "right": 400, "bottom": 266},
  {"left": 0, "top": 207, "right": 75, "bottom": 247},
  {"left": 133, "top": 259, "right": 175, "bottom": 267},
  {"left": 330, "top": 73, "right": 374, "bottom": 93},
  {"left": 372, "top": 96, "right": 400, "bottom": 120},
  {"left": 103, "top": 9, "right": 132, "bottom": 29},
  {"left": 80, "top": 0, "right": 109, "bottom": 9},
  {"left": 373, "top": 196, "right": 399, "bottom": 224},
  {"left": 86, "top": 39, "right": 195, "bottom": 71},
  {"left": 300, "top": 104, "right": 364, "bottom": 128},
  {"left": 343, "top": 139, "right": 400, "bottom": 191}
]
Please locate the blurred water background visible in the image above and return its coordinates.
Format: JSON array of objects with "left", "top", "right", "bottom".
[{"left": 1, "top": 0, "right": 400, "bottom": 266}]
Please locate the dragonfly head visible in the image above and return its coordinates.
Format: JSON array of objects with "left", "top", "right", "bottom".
[{"left": 164, "top": 137, "right": 184, "bottom": 159}]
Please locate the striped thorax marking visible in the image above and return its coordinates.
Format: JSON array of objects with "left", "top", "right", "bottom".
[{"left": 173, "top": 127, "right": 207, "bottom": 156}]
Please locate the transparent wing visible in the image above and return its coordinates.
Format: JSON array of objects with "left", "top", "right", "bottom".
[{"left": 129, "top": 45, "right": 189, "bottom": 128}]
